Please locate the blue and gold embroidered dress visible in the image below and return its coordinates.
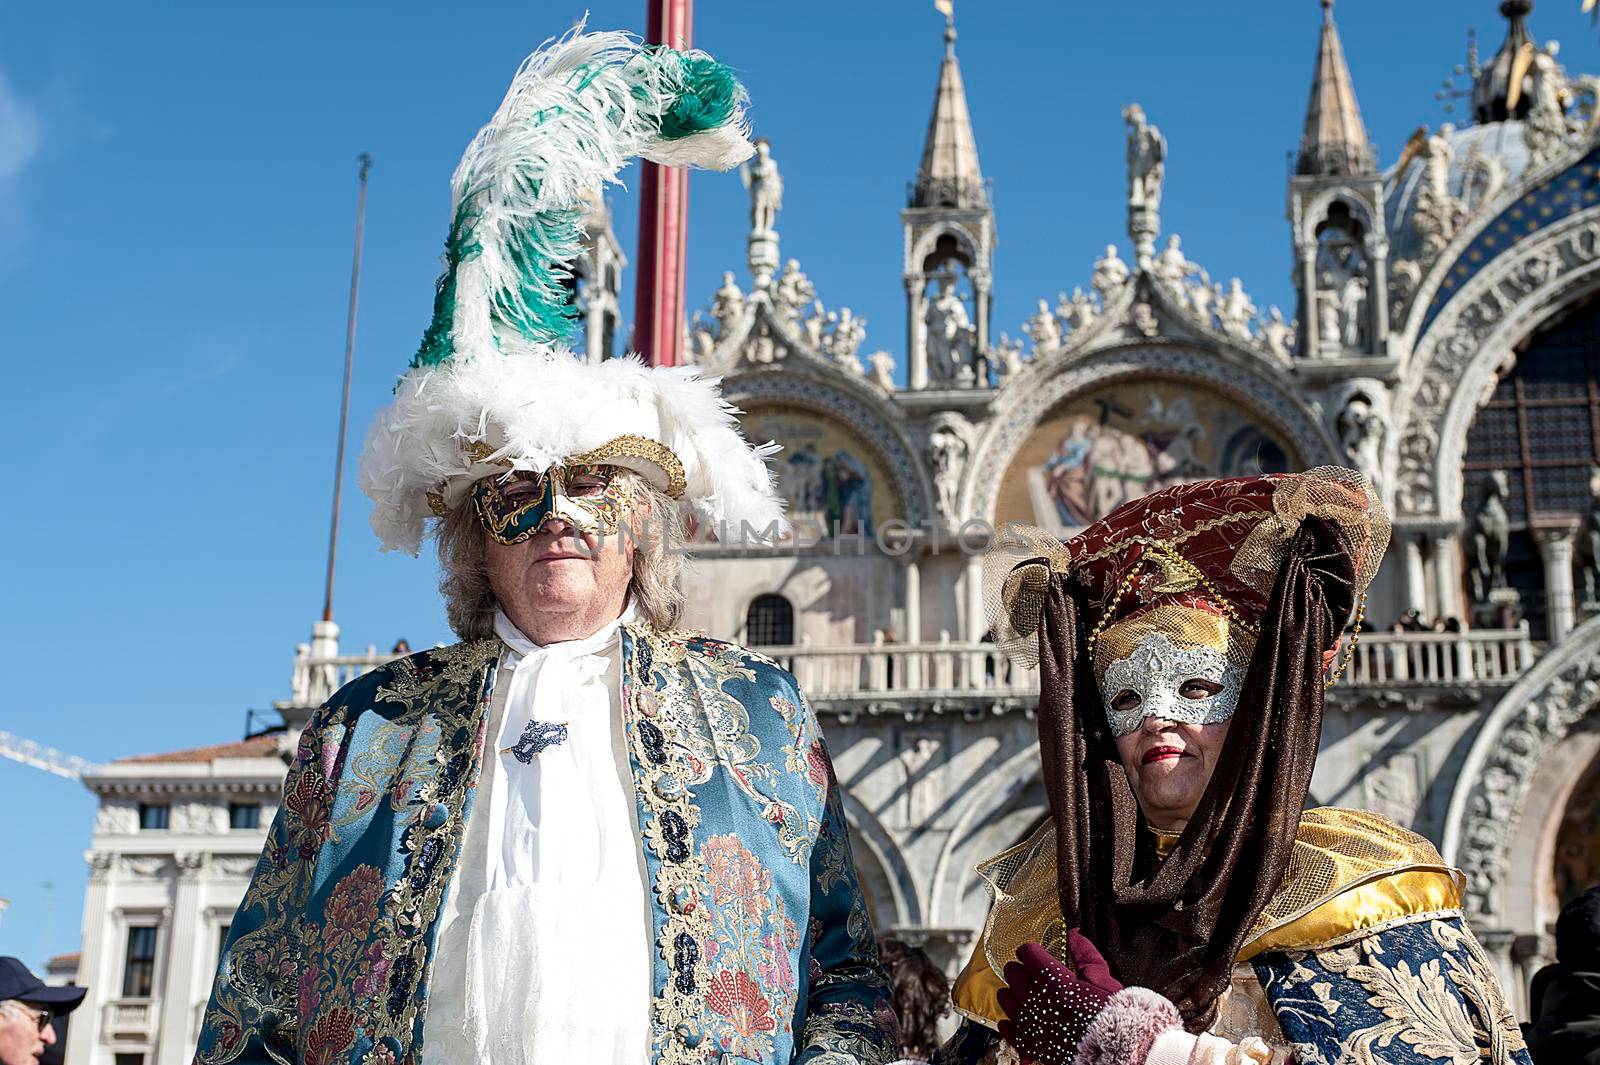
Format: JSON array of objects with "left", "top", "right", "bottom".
[
  {"left": 940, "top": 808, "right": 1531, "bottom": 1065},
  {"left": 193, "top": 627, "right": 896, "bottom": 1065}
]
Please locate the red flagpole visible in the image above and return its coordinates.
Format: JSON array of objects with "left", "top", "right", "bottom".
[{"left": 634, "top": 0, "right": 693, "bottom": 367}]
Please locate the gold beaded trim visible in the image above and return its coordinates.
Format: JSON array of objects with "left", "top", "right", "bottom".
[
  {"left": 1324, "top": 590, "right": 1367, "bottom": 689},
  {"left": 569, "top": 434, "right": 687, "bottom": 498},
  {"left": 426, "top": 488, "right": 449, "bottom": 517},
  {"left": 1084, "top": 541, "right": 1258, "bottom": 661}
]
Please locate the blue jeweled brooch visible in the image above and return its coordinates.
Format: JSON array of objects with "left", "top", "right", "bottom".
[{"left": 501, "top": 719, "right": 569, "bottom": 763}]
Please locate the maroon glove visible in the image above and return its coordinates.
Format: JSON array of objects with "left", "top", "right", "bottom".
[{"left": 995, "top": 931, "right": 1124, "bottom": 1065}]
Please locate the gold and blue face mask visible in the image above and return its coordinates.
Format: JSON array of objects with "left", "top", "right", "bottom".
[{"left": 472, "top": 464, "right": 637, "bottom": 545}]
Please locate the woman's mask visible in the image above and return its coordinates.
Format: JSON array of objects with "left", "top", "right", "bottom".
[{"left": 1099, "top": 631, "right": 1244, "bottom": 738}]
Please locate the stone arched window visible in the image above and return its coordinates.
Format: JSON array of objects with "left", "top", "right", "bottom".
[
  {"left": 1463, "top": 297, "right": 1600, "bottom": 637},
  {"left": 746, "top": 594, "right": 795, "bottom": 647}
]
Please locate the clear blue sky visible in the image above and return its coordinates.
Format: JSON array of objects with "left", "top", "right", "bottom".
[{"left": 2, "top": 0, "right": 1594, "bottom": 972}]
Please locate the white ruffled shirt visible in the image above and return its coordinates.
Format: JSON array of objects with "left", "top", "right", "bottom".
[{"left": 422, "top": 607, "right": 653, "bottom": 1063}]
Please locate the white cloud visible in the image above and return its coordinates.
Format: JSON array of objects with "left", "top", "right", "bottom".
[{"left": 0, "top": 65, "right": 41, "bottom": 264}]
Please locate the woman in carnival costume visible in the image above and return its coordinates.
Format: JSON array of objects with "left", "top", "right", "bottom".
[{"left": 938, "top": 470, "right": 1530, "bottom": 1065}]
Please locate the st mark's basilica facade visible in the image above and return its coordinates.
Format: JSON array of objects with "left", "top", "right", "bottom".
[{"left": 63, "top": 3, "right": 1600, "bottom": 1061}]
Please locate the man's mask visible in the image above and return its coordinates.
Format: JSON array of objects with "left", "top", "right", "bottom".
[
  {"left": 1099, "top": 632, "right": 1243, "bottom": 738},
  {"left": 472, "top": 464, "right": 637, "bottom": 545}
]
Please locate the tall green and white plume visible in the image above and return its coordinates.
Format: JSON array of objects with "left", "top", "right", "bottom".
[
  {"left": 413, "top": 22, "right": 752, "bottom": 369},
  {"left": 360, "top": 22, "right": 786, "bottom": 556}
]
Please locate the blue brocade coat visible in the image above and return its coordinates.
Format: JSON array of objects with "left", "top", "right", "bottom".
[{"left": 193, "top": 627, "right": 897, "bottom": 1065}]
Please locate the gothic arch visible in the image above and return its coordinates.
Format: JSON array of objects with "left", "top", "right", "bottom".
[
  {"left": 1441, "top": 612, "right": 1600, "bottom": 924},
  {"left": 839, "top": 787, "right": 924, "bottom": 927},
  {"left": 910, "top": 222, "right": 984, "bottom": 274},
  {"left": 1390, "top": 208, "right": 1600, "bottom": 520},
  {"left": 967, "top": 345, "right": 1338, "bottom": 524},
  {"left": 927, "top": 744, "right": 1044, "bottom": 927},
  {"left": 1298, "top": 188, "right": 1379, "bottom": 247}
]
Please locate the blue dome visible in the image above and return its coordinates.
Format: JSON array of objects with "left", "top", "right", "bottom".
[{"left": 1384, "top": 121, "right": 1531, "bottom": 265}]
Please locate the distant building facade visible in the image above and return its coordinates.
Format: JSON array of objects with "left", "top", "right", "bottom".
[{"left": 67, "top": 3, "right": 1600, "bottom": 1061}]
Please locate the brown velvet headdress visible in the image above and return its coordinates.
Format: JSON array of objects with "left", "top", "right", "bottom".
[{"left": 985, "top": 468, "right": 1388, "bottom": 1030}]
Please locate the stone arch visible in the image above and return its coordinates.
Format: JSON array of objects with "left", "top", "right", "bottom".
[
  {"left": 1442, "top": 612, "right": 1600, "bottom": 924},
  {"left": 968, "top": 345, "right": 1337, "bottom": 525},
  {"left": 910, "top": 222, "right": 983, "bottom": 275},
  {"left": 1298, "top": 188, "right": 1379, "bottom": 248},
  {"left": 724, "top": 371, "right": 935, "bottom": 527},
  {"left": 1391, "top": 207, "right": 1600, "bottom": 520},
  {"left": 928, "top": 745, "right": 1044, "bottom": 928},
  {"left": 839, "top": 787, "right": 924, "bottom": 927}
]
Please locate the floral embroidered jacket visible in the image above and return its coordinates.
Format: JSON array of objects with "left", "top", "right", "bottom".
[{"left": 193, "top": 627, "right": 896, "bottom": 1065}]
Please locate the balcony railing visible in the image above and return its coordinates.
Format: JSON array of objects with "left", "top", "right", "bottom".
[
  {"left": 286, "top": 627, "right": 1538, "bottom": 712},
  {"left": 102, "top": 997, "right": 158, "bottom": 1037}
]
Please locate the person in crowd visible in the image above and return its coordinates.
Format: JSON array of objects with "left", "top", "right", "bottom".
[
  {"left": 195, "top": 24, "right": 894, "bottom": 1065},
  {"left": 880, "top": 937, "right": 951, "bottom": 1062},
  {"left": 0, "top": 958, "right": 83, "bottom": 1065},
  {"left": 1527, "top": 886, "right": 1600, "bottom": 1064},
  {"left": 938, "top": 470, "right": 1529, "bottom": 1065}
]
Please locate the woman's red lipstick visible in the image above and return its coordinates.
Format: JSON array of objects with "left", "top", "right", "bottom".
[{"left": 1142, "top": 745, "right": 1186, "bottom": 765}]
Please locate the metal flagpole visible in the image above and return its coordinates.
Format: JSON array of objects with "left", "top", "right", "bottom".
[
  {"left": 322, "top": 153, "right": 373, "bottom": 623},
  {"left": 634, "top": 0, "right": 693, "bottom": 366}
]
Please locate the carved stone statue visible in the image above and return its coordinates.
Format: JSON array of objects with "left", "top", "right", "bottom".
[
  {"left": 1316, "top": 280, "right": 1343, "bottom": 350},
  {"left": 1060, "top": 287, "right": 1099, "bottom": 331},
  {"left": 992, "top": 332, "right": 1023, "bottom": 378},
  {"left": 1470, "top": 470, "right": 1513, "bottom": 605},
  {"left": 1260, "top": 306, "right": 1295, "bottom": 359},
  {"left": 1123, "top": 103, "right": 1166, "bottom": 211},
  {"left": 1410, "top": 124, "right": 1467, "bottom": 262},
  {"left": 826, "top": 307, "right": 866, "bottom": 366},
  {"left": 740, "top": 139, "right": 783, "bottom": 235},
  {"left": 1023, "top": 298, "right": 1062, "bottom": 352},
  {"left": 803, "top": 301, "right": 827, "bottom": 348},
  {"left": 1337, "top": 393, "right": 1386, "bottom": 498},
  {"left": 1217, "top": 278, "right": 1257, "bottom": 341},
  {"left": 1152, "top": 235, "right": 1201, "bottom": 285},
  {"left": 1577, "top": 465, "right": 1600, "bottom": 607},
  {"left": 924, "top": 278, "right": 978, "bottom": 385},
  {"left": 927, "top": 421, "right": 971, "bottom": 519},
  {"left": 868, "top": 349, "right": 896, "bottom": 391},
  {"left": 710, "top": 272, "right": 744, "bottom": 335},
  {"left": 1524, "top": 41, "right": 1574, "bottom": 167},
  {"left": 1339, "top": 273, "right": 1368, "bottom": 349},
  {"left": 773, "top": 259, "right": 814, "bottom": 323},
  {"left": 688, "top": 310, "right": 716, "bottom": 361},
  {"left": 1092, "top": 246, "right": 1129, "bottom": 299}
]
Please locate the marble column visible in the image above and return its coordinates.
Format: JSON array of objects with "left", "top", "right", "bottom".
[
  {"left": 964, "top": 557, "right": 986, "bottom": 643},
  {"left": 65, "top": 856, "right": 114, "bottom": 1065},
  {"left": 1535, "top": 527, "right": 1577, "bottom": 640},
  {"left": 1365, "top": 235, "right": 1390, "bottom": 353},
  {"left": 156, "top": 853, "right": 205, "bottom": 1065},
  {"left": 906, "top": 275, "right": 928, "bottom": 390},
  {"left": 904, "top": 558, "right": 922, "bottom": 643},
  {"left": 1401, "top": 534, "right": 1428, "bottom": 617},
  {"left": 1432, "top": 532, "right": 1464, "bottom": 623}
]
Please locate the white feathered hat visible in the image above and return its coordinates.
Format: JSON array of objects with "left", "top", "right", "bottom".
[{"left": 359, "top": 23, "right": 786, "bottom": 554}]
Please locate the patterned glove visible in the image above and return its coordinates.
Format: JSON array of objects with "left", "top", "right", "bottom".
[{"left": 995, "top": 931, "right": 1124, "bottom": 1065}]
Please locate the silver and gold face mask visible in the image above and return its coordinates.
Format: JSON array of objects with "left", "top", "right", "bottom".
[
  {"left": 1098, "top": 631, "right": 1244, "bottom": 738},
  {"left": 471, "top": 464, "right": 637, "bottom": 545}
]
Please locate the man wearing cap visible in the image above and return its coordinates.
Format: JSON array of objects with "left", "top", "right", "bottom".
[
  {"left": 0, "top": 958, "right": 84, "bottom": 1065},
  {"left": 195, "top": 25, "right": 895, "bottom": 1065}
]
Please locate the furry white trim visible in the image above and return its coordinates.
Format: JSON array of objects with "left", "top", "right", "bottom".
[
  {"left": 360, "top": 356, "right": 787, "bottom": 554},
  {"left": 1073, "top": 986, "right": 1184, "bottom": 1065}
]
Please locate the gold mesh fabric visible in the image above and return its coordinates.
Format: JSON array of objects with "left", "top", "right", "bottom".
[
  {"left": 1242, "top": 807, "right": 1450, "bottom": 938},
  {"left": 1092, "top": 603, "right": 1254, "bottom": 683},
  {"left": 976, "top": 821, "right": 1071, "bottom": 978},
  {"left": 983, "top": 523, "right": 1074, "bottom": 668},
  {"left": 1232, "top": 467, "right": 1390, "bottom": 608},
  {"left": 972, "top": 807, "right": 1452, "bottom": 983}
]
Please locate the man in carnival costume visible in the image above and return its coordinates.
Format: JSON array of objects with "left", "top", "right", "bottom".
[
  {"left": 937, "top": 470, "right": 1529, "bottom": 1065},
  {"left": 195, "top": 25, "right": 895, "bottom": 1065}
]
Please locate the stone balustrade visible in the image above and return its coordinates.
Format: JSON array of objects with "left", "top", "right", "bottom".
[{"left": 285, "top": 627, "right": 1539, "bottom": 714}]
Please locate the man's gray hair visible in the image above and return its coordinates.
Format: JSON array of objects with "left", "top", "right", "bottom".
[{"left": 436, "top": 472, "right": 688, "bottom": 640}]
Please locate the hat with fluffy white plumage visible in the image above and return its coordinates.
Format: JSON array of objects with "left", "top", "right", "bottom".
[{"left": 358, "top": 22, "right": 786, "bottom": 554}]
